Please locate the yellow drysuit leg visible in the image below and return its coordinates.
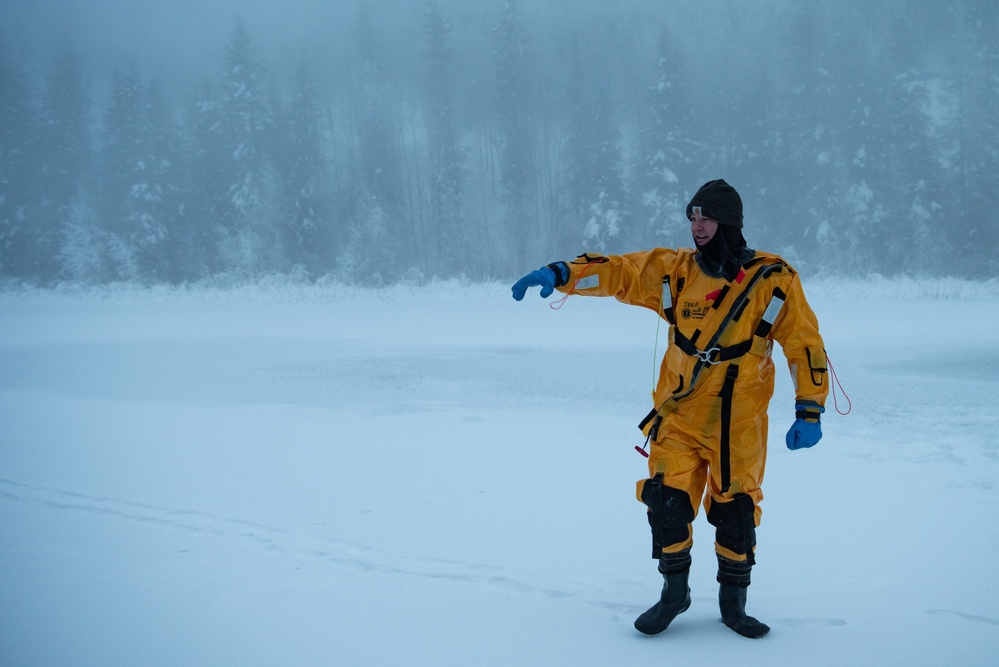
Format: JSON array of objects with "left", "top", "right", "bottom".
[
  {"left": 704, "top": 399, "right": 768, "bottom": 564},
  {"left": 639, "top": 386, "right": 769, "bottom": 563},
  {"left": 639, "top": 434, "right": 707, "bottom": 556}
]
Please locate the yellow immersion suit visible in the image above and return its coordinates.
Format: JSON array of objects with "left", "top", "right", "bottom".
[{"left": 556, "top": 249, "right": 828, "bottom": 563}]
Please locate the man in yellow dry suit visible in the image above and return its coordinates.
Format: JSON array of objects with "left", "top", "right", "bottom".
[{"left": 511, "top": 179, "right": 828, "bottom": 639}]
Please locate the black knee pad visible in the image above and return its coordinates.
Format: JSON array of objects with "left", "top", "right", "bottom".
[
  {"left": 639, "top": 474, "right": 695, "bottom": 558},
  {"left": 707, "top": 493, "right": 757, "bottom": 563}
]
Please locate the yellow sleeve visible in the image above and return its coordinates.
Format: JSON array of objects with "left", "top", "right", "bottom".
[
  {"left": 555, "top": 250, "right": 680, "bottom": 315},
  {"left": 771, "top": 273, "right": 828, "bottom": 408}
]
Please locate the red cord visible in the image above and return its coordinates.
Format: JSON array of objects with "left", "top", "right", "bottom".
[
  {"left": 827, "top": 354, "right": 852, "bottom": 415},
  {"left": 549, "top": 261, "right": 600, "bottom": 310}
]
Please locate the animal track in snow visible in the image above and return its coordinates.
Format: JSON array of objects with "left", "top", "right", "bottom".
[
  {"left": 925, "top": 609, "right": 999, "bottom": 626},
  {"left": 0, "top": 478, "right": 593, "bottom": 605}
]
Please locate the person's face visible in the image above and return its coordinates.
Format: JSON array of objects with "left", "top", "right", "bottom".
[{"left": 690, "top": 212, "right": 719, "bottom": 246}]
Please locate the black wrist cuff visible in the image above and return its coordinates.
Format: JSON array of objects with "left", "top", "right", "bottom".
[
  {"left": 795, "top": 409, "right": 821, "bottom": 422},
  {"left": 546, "top": 262, "right": 570, "bottom": 288}
]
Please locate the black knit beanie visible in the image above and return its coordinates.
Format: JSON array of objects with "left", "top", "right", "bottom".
[{"left": 685, "top": 179, "right": 744, "bottom": 229}]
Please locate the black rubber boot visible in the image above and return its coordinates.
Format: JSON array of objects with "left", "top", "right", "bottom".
[
  {"left": 719, "top": 585, "right": 770, "bottom": 638},
  {"left": 634, "top": 552, "right": 692, "bottom": 635},
  {"left": 717, "top": 554, "right": 769, "bottom": 638}
]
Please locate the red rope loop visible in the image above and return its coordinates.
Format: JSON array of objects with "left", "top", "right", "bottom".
[
  {"left": 549, "top": 260, "right": 600, "bottom": 310},
  {"left": 827, "top": 354, "right": 852, "bottom": 416}
]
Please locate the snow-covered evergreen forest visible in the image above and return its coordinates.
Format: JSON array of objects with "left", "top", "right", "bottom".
[{"left": 1, "top": 0, "right": 997, "bottom": 286}]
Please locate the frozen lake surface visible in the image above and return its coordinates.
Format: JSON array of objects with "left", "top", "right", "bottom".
[{"left": 2, "top": 277, "right": 998, "bottom": 666}]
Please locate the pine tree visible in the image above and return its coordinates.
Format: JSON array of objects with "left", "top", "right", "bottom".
[
  {"left": 863, "top": 4, "right": 941, "bottom": 276},
  {"left": 950, "top": 0, "right": 999, "bottom": 278},
  {"left": 0, "top": 40, "right": 38, "bottom": 279},
  {"left": 492, "top": 0, "right": 539, "bottom": 270},
  {"left": 632, "top": 27, "right": 698, "bottom": 248},
  {"left": 777, "top": 5, "right": 849, "bottom": 274},
  {"left": 97, "top": 62, "right": 145, "bottom": 280},
  {"left": 41, "top": 47, "right": 92, "bottom": 283},
  {"left": 186, "top": 79, "right": 227, "bottom": 277},
  {"left": 423, "top": 2, "right": 467, "bottom": 277},
  {"left": 561, "top": 36, "right": 627, "bottom": 255},
  {"left": 139, "top": 79, "right": 184, "bottom": 282},
  {"left": 216, "top": 18, "right": 279, "bottom": 275},
  {"left": 341, "top": 0, "right": 408, "bottom": 284},
  {"left": 729, "top": 68, "right": 785, "bottom": 251},
  {"left": 275, "top": 59, "right": 333, "bottom": 275}
]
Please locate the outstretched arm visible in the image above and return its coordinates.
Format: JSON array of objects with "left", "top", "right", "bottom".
[
  {"left": 511, "top": 250, "right": 680, "bottom": 315},
  {"left": 771, "top": 274, "right": 829, "bottom": 449}
]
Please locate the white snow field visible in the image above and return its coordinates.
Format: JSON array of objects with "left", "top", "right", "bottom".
[{"left": 2, "top": 277, "right": 998, "bottom": 666}]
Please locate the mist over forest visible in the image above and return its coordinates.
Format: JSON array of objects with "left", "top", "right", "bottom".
[{"left": 1, "top": 0, "right": 996, "bottom": 286}]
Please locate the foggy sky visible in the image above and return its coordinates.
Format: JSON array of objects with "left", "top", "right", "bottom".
[
  {"left": 3, "top": 0, "right": 352, "bottom": 80},
  {"left": 3, "top": 0, "right": 814, "bottom": 90},
  {"left": 3, "top": 0, "right": 961, "bottom": 113}
]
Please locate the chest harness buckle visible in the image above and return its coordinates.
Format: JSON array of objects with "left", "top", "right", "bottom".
[{"left": 694, "top": 346, "right": 723, "bottom": 365}]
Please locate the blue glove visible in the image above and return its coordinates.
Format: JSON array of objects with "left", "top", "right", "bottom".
[
  {"left": 785, "top": 402, "right": 824, "bottom": 450},
  {"left": 512, "top": 266, "right": 560, "bottom": 301}
]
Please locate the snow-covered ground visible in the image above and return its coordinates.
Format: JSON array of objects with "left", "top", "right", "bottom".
[{"left": 2, "top": 277, "right": 998, "bottom": 666}]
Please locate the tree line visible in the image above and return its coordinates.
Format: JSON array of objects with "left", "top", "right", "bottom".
[{"left": 0, "top": 0, "right": 997, "bottom": 286}]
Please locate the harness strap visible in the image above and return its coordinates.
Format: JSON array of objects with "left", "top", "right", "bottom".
[
  {"left": 719, "top": 364, "right": 740, "bottom": 493},
  {"left": 639, "top": 411, "right": 663, "bottom": 442},
  {"left": 673, "top": 330, "right": 752, "bottom": 365},
  {"left": 638, "top": 262, "right": 787, "bottom": 439},
  {"left": 671, "top": 285, "right": 787, "bottom": 367}
]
